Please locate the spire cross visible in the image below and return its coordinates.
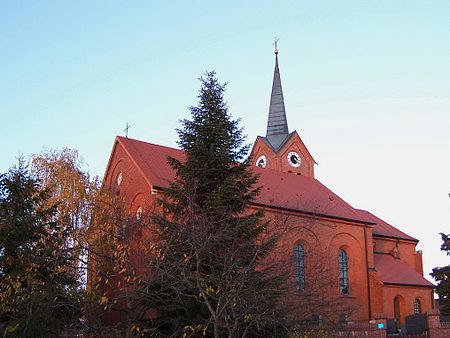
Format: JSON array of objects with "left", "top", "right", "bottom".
[
  {"left": 124, "top": 122, "right": 131, "bottom": 138},
  {"left": 273, "top": 37, "right": 280, "bottom": 54}
]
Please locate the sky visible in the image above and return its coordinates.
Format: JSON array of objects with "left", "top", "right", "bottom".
[{"left": 1, "top": 1, "right": 449, "bottom": 283}]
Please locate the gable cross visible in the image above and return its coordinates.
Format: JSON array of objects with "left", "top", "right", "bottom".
[
  {"left": 124, "top": 122, "right": 131, "bottom": 138},
  {"left": 273, "top": 37, "right": 280, "bottom": 54}
]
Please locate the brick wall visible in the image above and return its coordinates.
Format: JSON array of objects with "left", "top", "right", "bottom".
[
  {"left": 427, "top": 310, "right": 450, "bottom": 338},
  {"left": 264, "top": 208, "right": 371, "bottom": 322}
]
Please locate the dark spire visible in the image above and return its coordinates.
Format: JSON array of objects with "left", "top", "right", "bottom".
[{"left": 266, "top": 47, "right": 289, "bottom": 151}]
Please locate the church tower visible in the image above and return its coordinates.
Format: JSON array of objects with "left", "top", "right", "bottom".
[{"left": 249, "top": 48, "right": 316, "bottom": 178}]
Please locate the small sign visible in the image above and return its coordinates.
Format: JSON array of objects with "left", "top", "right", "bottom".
[{"left": 377, "top": 323, "right": 384, "bottom": 329}]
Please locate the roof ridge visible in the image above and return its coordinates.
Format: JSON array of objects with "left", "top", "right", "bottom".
[{"left": 117, "top": 136, "right": 183, "bottom": 153}]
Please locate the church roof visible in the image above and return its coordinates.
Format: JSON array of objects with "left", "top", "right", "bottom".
[
  {"left": 111, "top": 136, "right": 184, "bottom": 189},
  {"left": 374, "top": 254, "right": 434, "bottom": 287},
  {"left": 357, "top": 209, "right": 418, "bottom": 242},
  {"left": 114, "top": 136, "right": 372, "bottom": 224},
  {"left": 112, "top": 136, "right": 421, "bottom": 241},
  {"left": 252, "top": 166, "right": 371, "bottom": 224}
]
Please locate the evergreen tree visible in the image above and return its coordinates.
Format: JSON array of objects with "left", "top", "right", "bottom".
[
  {"left": 0, "top": 160, "right": 81, "bottom": 337},
  {"left": 134, "top": 72, "right": 287, "bottom": 337},
  {"left": 431, "top": 233, "right": 450, "bottom": 316}
]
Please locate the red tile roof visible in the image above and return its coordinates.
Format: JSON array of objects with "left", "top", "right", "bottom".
[
  {"left": 374, "top": 254, "right": 434, "bottom": 287},
  {"left": 116, "top": 136, "right": 183, "bottom": 188},
  {"left": 115, "top": 137, "right": 421, "bottom": 234},
  {"left": 251, "top": 166, "right": 372, "bottom": 223},
  {"left": 357, "top": 209, "right": 418, "bottom": 242}
]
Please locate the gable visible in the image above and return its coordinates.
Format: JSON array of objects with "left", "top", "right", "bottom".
[
  {"left": 102, "top": 137, "right": 171, "bottom": 204},
  {"left": 249, "top": 131, "right": 316, "bottom": 178},
  {"left": 115, "top": 136, "right": 184, "bottom": 189}
]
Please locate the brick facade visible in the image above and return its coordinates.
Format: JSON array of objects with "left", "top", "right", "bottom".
[
  {"left": 92, "top": 52, "right": 438, "bottom": 331},
  {"left": 97, "top": 135, "right": 435, "bottom": 328}
]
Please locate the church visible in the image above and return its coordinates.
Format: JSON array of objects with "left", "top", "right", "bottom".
[{"left": 100, "top": 49, "right": 434, "bottom": 330}]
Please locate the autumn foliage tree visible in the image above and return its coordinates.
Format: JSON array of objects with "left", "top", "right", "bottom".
[
  {"left": 31, "top": 148, "right": 100, "bottom": 284},
  {"left": 30, "top": 148, "right": 144, "bottom": 335},
  {"left": 132, "top": 72, "right": 288, "bottom": 337}
]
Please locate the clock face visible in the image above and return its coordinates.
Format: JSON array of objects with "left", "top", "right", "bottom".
[
  {"left": 256, "top": 155, "right": 267, "bottom": 168},
  {"left": 287, "top": 151, "right": 301, "bottom": 168}
]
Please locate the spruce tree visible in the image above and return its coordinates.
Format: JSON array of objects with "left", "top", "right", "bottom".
[
  {"left": 431, "top": 233, "right": 450, "bottom": 316},
  {"left": 135, "top": 72, "right": 287, "bottom": 337},
  {"left": 0, "top": 160, "right": 81, "bottom": 337}
]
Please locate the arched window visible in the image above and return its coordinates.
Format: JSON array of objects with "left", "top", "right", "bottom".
[
  {"left": 338, "top": 249, "right": 349, "bottom": 295},
  {"left": 414, "top": 298, "right": 422, "bottom": 314},
  {"left": 394, "top": 297, "right": 401, "bottom": 332},
  {"left": 136, "top": 206, "right": 143, "bottom": 220},
  {"left": 294, "top": 244, "right": 305, "bottom": 291},
  {"left": 116, "top": 172, "right": 123, "bottom": 186}
]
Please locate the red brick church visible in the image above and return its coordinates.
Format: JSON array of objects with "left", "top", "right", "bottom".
[{"left": 100, "top": 50, "right": 434, "bottom": 331}]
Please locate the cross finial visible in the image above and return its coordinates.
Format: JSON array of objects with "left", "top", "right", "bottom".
[
  {"left": 124, "top": 122, "right": 131, "bottom": 138},
  {"left": 273, "top": 37, "right": 280, "bottom": 54}
]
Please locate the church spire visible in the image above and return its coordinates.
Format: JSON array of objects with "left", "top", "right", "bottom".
[{"left": 266, "top": 43, "right": 289, "bottom": 151}]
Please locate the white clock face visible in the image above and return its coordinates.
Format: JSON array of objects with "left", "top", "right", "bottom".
[
  {"left": 287, "top": 151, "right": 301, "bottom": 168},
  {"left": 256, "top": 155, "right": 267, "bottom": 168}
]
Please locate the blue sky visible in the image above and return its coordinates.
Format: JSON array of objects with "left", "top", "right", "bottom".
[{"left": 1, "top": 1, "right": 449, "bottom": 281}]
